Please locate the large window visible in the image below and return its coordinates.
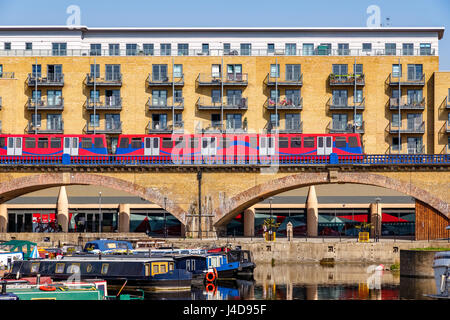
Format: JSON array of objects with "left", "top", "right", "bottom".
[
  {"left": 420, "top": 43, "right": 431, "bottom": 56},
  {"left": 381, "top": 209, "right": 415, "bottom": 237},
  {"left": 52, "top": 43, "right": 67, "bottom": 56},
  {"left": 385, "top": 43, "right": 396, "bottom": 55},
  {"left": 338, "top": 43, "right": 349, "bottom": 55},
  {"left": 126, "top": 44, "right": 137, "bottom": 56},
  {"left": 240, "top": 43, "right": 251, "bottom": 56},
  {"left": 285, "top": 43, "right": 296, "bottom": 55},
  {"left": 270, "top": 64, "right": 279, "bottom": 78},
  {"left": 318, "top": 209, "right": 369, "bottom": 237},
  {"left": 407, "top": 64, "right": 423, "bottom": 81},
  {"left": 109, "top": 44, "right": 120, "bottom": 56},
  {"left": 143, "top": 44, "right": 154, "bottom": 56},
  {"left": 105, "top": 64, "right": 120, "bottom": 81},
  {"left": 152, "top": 64, "right": 168, "bottom": 81},
  {"left": 302, "top": 43, "right": 314, "bottom": 56},
  {"left": 402, "top": 43, "right": 414, "bottom": 56},
  {"left": 90, "top": 44, "right": 101, "bottom": 56},
  {"left": 177, "top": 43, "right": 189, "bottom": 56},
  {"left": 160, "top": 43, "right": 171, "bottom": 56},
  {"left": 286, "top": 64, "right": 301, "bottom": 81}
]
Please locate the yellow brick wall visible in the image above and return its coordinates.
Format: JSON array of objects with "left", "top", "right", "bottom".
[
  {"left": 0, "top": 55, "right": 442, "bottom": 154},
  {"left": 433, "top": 71, "right": 450, "bottom": 153}
]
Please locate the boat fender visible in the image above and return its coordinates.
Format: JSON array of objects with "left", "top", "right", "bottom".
[
  {"left": 39, "top": 286, "right": 56, "bottom": 291},
  {"left": 205, "top": 270, "right": 216, "bottom": 282}
]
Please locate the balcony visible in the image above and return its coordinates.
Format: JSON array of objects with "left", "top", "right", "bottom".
[
  {"left": 85, "top": 97, "right": 122, "bottom": 110},
  {"left": 85, "top": 121, "right": 122, "bottom": 134},
  {"left": 196, "top": 97, "right": 248, "bottom": 110},
  {"left": 195, "top": 121, "right": 246, "bottom": 134},
  {"left": 278, "top": 120, "right": 303, "bottom": 133},
  {"left": 224, "top": 73, "right": 248, "bottom": 86},
  {"left": 265, "top": 73, "right": 303, "bottom": 86},
  {"left": 27, "top": 121, "right": 64, "bottom": 134},
  {"left": 389, "top": 97, "right": 426, "bottom": 110},
  {"left": 388, "top": 145, "right": 425, "bottom": 155},
  {"left": 265, "top": 97, "right": 303, "bottom": 110},
  {"left": 147, "top": 121, "right": 184, "bottom": 133},
  {"left": 147, "top": 97, "right": 184, "bottom": 110},
  {"left": 446, "top": 97, "right": 450, "bottom": 109},
  {"left": 0, "top": 72, "right": 14, "bottom": 79},
  {"left": 327, "top": 121, "right": 365, "bottom": 134},
  {"left": 28, "top": 97, "right": 64, "bottom": 110},
  {"left": 388, "top": 121, "right": 425, "bottom": 134},
  {"left": 85, "top": 73, "right": 122, "bottom": 87},
  {"left": 196, "top": 73, "right": 223, "bottom": 86},
  {"left": 147, "top": 73, "right": 184, "bottom": 87},
  {"left": 327, "top": 97, "right": 365, "bottom": 110},
  {"left": 446, "top": 121, "right": 450, "bottom": 134},
  {"left": 388, "top": 73, "right": 425, "bottom": 86},
  {"left": 27, "top": 73, "right": 64, "bottom": 87},
  {"left": 329, "top": 74, "right": 365, "bottom": 86}
]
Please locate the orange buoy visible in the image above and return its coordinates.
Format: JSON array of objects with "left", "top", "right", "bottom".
[
  {"left": 39, "top": 286, "right": 56, "bottom": 291},
  {"left": 205, "top": 270, "right": 216, "bottom": 282},
  {"left": 205, "top": 283, "right": 216, "bottom": 293}
]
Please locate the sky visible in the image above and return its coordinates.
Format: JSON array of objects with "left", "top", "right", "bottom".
[{"left": 0, "top": 0, "right": 448, "bottom": 68}]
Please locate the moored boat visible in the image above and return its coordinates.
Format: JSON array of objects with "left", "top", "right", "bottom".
[{"left": 431, "top": 250, "right": 450, "bottom": 299}]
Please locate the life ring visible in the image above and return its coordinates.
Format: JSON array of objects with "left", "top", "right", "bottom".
[
  {"left": 39, "top": 286, "right": 56, "bottom": 291},
  {"left": 205, "top": 270, "right": 216, "bottom": 282},
  {"left": 205, "top": 283, "right": 216, "bottom": 293}
]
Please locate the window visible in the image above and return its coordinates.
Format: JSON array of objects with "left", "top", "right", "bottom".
[
  {"left": 153, "top": 264, "right": 159, "bottom": 274},
  {"left": 303, "top": 43, "right": 314, "bottom": 56},
  {"left": 286, "top": 64, "right": 301, "bottom": 81},
  {"left": 90, "top": 43, "right": 102, "bottom": 56},
  {"left": 143, "top": 43, "right": 154, "bottom": 56},
  {"left": 4, "top": 42, "right": 11, "bottom": 50},
  {"left": 175, "top": 137, "right": 185, "bottom": 149},
  {"left": 221, "top": 137, "right": 230, "bottom": 149},
  {"left": 270, "top": 64, "right": 279, "bottom": 78},
  {"left": 270, "top": 113, "right": 279, "bottom": 127},
  {"left": 402, "top": 43, "right": 414, "bottom": 56},
  {"left": 332, "top": 64, "right": 348, "bottom": 76},
  {"left": 348, "top": 136, "right": 358, "bottom": 148},
  {"left": 223, "top": 43, "right": 231, "bottom": 55},
  {"left": 109, "top": 44, "right": 120, "bottom": 56},
  {"left": 202, "top": 43, "right": 209, "bottom": 55},
  {"left": 90, "top": 114, "right": 99, "bottom": 127},
  {"left": 81, "top": 138, "right": 92, "bottom": 149},
  {"left": 240, "top": 43, "right": 251, "bottom": 56},
  {"left": 385, "top": 43, "right": 396, "bottom": 55},
  {"left": 90, "top": 64, "right": 100, "bottom": 78},
  {"left": 355, "top": 113, "right": 363, "bottom": 127},
  {"left": 90, "top": 90, "right": 99, "bottom": 103},
  {"left": 52, "top": 43, "right": 67, "bottom": 56},
  {"left": 362, "top": 43, "right": 372, "bottom": 52},
  {"left": 285, "top": 43, "right": 296, "bottom": 55},
  {"left": 101, "top": 264, "right": 109, "bottom": 275},
  {"left": 304, "top": 137, "right": 314, "bottom": 148},
  {"left": 335, "top": 137, "right": 347, "bottom": 148},
  {"left": 291, "top": 137, "right": 301, "bottom": 148},
  {"left": 227, "top": 64, "right": 242, "bottom": 81},
  {"left": 226, "top": 114, "right": 242, "bottom": 130},
  {"left": 332, "top": 114, "right": 348, "bottom": 130},
  {"left": 152, "top": 64, "right": 168, "bottom": 81},
  {"left": 25, "top": 138, "right": 35, "bottom": 148},
  {"left": 32, "top": 114, "right": 41, "bottom": 128},
  {"left": 332, "top": 90, "right": 347, "bottom": 105},
  {"left": 420, "top": 43, "right": 431, "bottom": 56},
  {"left": 353, "top": 64, "right": 363, "bottom": 75},
  {"left": 178, "top": 43, "right": 189, "bottom": 56},
  {"left": 286, "top": 113, "right": 301, "bottom": 130},
  {"left": 392, "top": 64, "right": 402, "bottom": 78},
  {"left": 50, "top": 138, "right": 61, "bottom": 149},
  {"left": 32, "top": 64, "right": 42, "bottom": 77},
  {"left": 94, "top": 137, "right": 104, "bottom": 148},
  {"left": 173, "top": 64, "right": 183, "bottom": 78},
  {"left": 162, "top": 138, "right": 173, "bottom": 148},
  {"left": 407, "top": 89, "right": 423, "bottom": 104},
  {"left": 0, "top": 138, "right": 5, "bottom": 148},
  {"left": 131, "top": 138, "right": 141, "bottom": 149},
  {"left": 392, "top": 113, "right": 401, "bottom": 127},
  {"left": 161, "top": 43, "right": 171, "bottom": 56},
  {"left": 267, "top": 43, "right": 275, "bottom": 54},
  {"left": 354, "top": 89, "right": 363, "bottom": 103},
  {"left": 338, "top": 43, "right": 349, "bottom": 55},
  {"left": 407, "top": 64, "right": 423, "bottom": 81},
  {"left": 67, "top": 264, "right": 80, "bottom": 274},
  {"left": 285, "top": 90, "right": 301, "bottom": 106},
  {"left": 318, "top": 43, "right": 331, "bottom": 55},
  {"left": 55, "top": 263, "right": 65, "bottom": 273},
  {"left": 105, "top": 64, "right": 121, "bottom": 81},
  {"left": 31, "top": 263, "right": 40, "bottom": 273},
  {"left": 392, "top": 136, "right": 401, "bottom": 151},
  {"left": 174, "top": 89, "right": 183, "bottom": 103},
  {"left": 211, "top": 89, "right": 221, "bottom": 103},
  {"left": 32, "top": 90, "right": 41, "bottom": 103},
  {"left": 25, "top": 42, "right": 32, "bottom": 50},
  {"left": 152, "top": 90, "right": 167, "bottom": 106},
  {"left": 119, "top": 138, "right": 129, "bottom": 148},
  {"left": 279, "top": 137, "right": 289, "bottom": 148},
  {"left": 211, "top": 64, "right": 221, "bottom": 78},
  {"left": 126, "top": 43, "right": 137, "bottom": 56}
]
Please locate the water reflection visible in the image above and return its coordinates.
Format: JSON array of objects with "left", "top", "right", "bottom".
[{"left": 120, "top": 264, "right": 436, "bottom": 300}]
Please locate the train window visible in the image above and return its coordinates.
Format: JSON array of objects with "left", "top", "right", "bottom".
[
  {"left": 291, "top": 137, "right": 301, "bottom": 148},
  {"left": 279, "top": 137, "right": 289, "bottom": 148},
  {"left": 250, "top": 137, "right": 257, "bottom": 149},
  {"left": 119, "top": 138, "right": 129, "bottom": 148},
  {"left": 94, "top": 138, "right": 104, "bottom": 148},
  {"left": 131, "top": 138, "right": 141, "bottom": 149},
  {"left": 81, "top": 138, "right": 92, "bottom": 149},
  {"left": 318, "top": 138, "right": 323, "bottom": 148},
  {"left": 0, "top": 138, "right": 5, "bottom": 148},
  {"left": 348, "top": 136, "right": 359, "bottom": 148},
  {"left": 37, "top": 138, "right": 48, "bottom": 148},
  {"left": 190, "top": 138, "right": 198, "bottom": 149},
  {"left": 25, "top": 138, "right": 35, "bottom": 148},
  {"left": 335, "top": 137, "right": 347, "bottom": 148},
  {"left": 304, "top": 137, "right": 314, "bottom": 148},
  {"left": 162, "top": 138, "right": 173, "bottom": 148},
  {"left": 50, "top": 138, "right": 61, "bottom": 149},
  {"left": 175, "top": 137, "right": 185, "bottom": 148}
]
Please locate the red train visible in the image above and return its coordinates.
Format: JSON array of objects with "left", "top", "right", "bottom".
[{"left": 0, "top": 133, "right": 364, "bottom": 161}]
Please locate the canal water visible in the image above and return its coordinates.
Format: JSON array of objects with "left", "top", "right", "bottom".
[{"left": 127, "top": 264, "right": 437, "bottom": 300}]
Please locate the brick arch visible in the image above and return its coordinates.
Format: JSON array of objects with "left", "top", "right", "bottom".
[
  {"left": 0, "top": 172, "right": 186, "bottom": 224},
  {"left": 213, "top": 171, "right": 449, "bottom": 226}
]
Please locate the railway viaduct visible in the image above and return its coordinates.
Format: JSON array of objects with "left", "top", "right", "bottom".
[{"left": 0, "top": 162, "right": 448, "bottom": 239}]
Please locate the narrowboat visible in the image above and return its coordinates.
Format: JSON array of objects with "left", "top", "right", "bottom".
[
  {"left": 226, "top": 248, "right": 256, "bottom": 277},
  {"left": 5, "top": 255, "right": 192, "bottom": 291}
]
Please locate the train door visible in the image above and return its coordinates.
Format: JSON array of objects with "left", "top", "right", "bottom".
[
  {"left": 7, "top": 137, "right": 22, "bottom": 156},
  {"left": 259, "top": 136, "right": 275, "bottom": 156},
  {"left": 144, "top": 137, "right": 159, "bottom": 156},
  {"left": 64, "top": 137, "right": 79, "bottom": 156},
  {"left": 317, "top": 136, "right": 333, "bottom": 155},
  {"left": 201, "top": 137, "right": 217, "bottom": 157}
]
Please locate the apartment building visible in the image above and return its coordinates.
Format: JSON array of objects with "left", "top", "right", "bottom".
[{"left": 0, "top": 26, "right": 447, "bottom": 154}]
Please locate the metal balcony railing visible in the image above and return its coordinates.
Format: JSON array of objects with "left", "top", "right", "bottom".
[
  {"left": 388, "top": 145, "right": 425, "bottom": 155},
  {"left": 388, "top": 73, "right": 425, "bottom": 86},
  {"left": 27, "top": 120, "right": 64, "bottom": 133},
  {"left": 0, "top": 48, "right": 436, "bottom": 57},
  {"left": 147, "top": 73, "right": 184, "bottom": 86},
  {"left": 195, "top": 121, "right": 223, "bottom": 133},
  {"left": 86, "top": 73, "right": 122, "bottom": 86},
  {"left": 265, "top": 73, "right": 303, "bottom": 86},
  {"left": 0, "top": 72, "right": 15, "bottom": 79},
  {"left": 265, "top": 96, "right": 303, "bottom": 109},
  {"left": 328, "top": 121, "right": 365, "bottom": 134},
  {"left": 223, "top": 96, "right": 247, "bottom": 109},
  {"left": 147, "top": 97, "right": 184, "bottom": 110},
  {"left": 225, "top": 120, "right": 246, "bottom": 133},
  {"left": 196, "top": 73, "right": 223, "bottom": 86},
  {"left": 329, "top": 73, "right": 365, "bottom": 86},
  {"left": 446, "top": 96, "right": 450, "bottom": 109},
  {"left": 223, "top": 73, "right": 248, "bottom": 85},
  {"left": 389, "top": 97, "right": 426, "bottom": 110},
  {"left": 85, "top": 121, "right": 122, "bottom": 134},
  {"left": 389, "top": 121, "right": 425, "bottom": 134},
  {"left": 85, "top": 97, "right": 122, "bottom": 110},
  {"left": 28, "top": 97, "right": 64, "bottom": 110},
  {"left": 446, "top": 121, "right": 450, "bottom": 133},
  {"left": 147, "top": 121, "right": 184, "bottom": 133},
  {"left": 328, "top": 97, "right": 365, "bottom": 110},
  {"left": 278, "top": 120, "right": 303, "bottom": 133},
  {"left": 27, "top": 73, "right": 64, "bottom": 86}
]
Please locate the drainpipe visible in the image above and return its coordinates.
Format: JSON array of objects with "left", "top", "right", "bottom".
[{"left": 197, "top": 170, "right": 202, "bottom": 239}]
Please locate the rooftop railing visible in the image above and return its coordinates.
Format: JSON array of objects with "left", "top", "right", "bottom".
[
  {"left": 0, "top": 48, "right": 436, "bottom": 57},
  {"left": 28, "top": 97, "right": 64, "bottom": 110},
  {"left": 389, "top": 97, "right": 426, "bottom": 110}
]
